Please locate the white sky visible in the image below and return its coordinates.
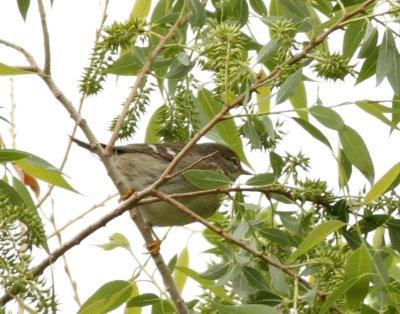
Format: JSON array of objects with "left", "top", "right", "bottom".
[{"left": 0, "top": 1, "right": 399, "bottom": 313}]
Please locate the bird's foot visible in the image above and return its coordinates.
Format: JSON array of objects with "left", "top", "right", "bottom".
[
  {"left": 119, "top": 187, "right": 135, "bottom": 202},
  {"left": 146, "top": 239, "right": 161, "bottom": 256}
]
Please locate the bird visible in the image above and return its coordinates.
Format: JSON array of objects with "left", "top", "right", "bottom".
[{"left": 71, "top": 137, "right": 249, "bottom": 226}]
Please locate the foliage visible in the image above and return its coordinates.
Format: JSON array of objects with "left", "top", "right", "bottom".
[{"left": 2, "top": 0, "right": 400, "bottom": 313}]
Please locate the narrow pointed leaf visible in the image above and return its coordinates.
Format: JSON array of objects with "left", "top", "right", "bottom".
[
  {"left": 183, "top": 169, "right": 232, "bottom": 189},
  {"left": 339, "top": 126, "right": 375, "bottom": 183},
  {"left": 292, "top": 117, "right": 332, "bottom": 149},
  {"left": 276, "top": 70, "right": 302, "bottom": 104},
  {"left": 365, "top": 162, "right": 400, "bottom": 203},
  {"left": 309, "top": 105, "right": 345, "bottom": 130},
  {"left": 289, "top": 220, "right": 345, "bottom": 261}
]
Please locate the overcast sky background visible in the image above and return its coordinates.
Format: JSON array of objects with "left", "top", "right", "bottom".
[{"left": 0, "top": 1, "right": 399, "bottom": 313}]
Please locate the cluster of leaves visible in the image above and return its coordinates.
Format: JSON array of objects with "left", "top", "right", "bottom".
[
  {"left": 202, "top": 22, "right": 253, "bottom": 100},
  {"left": 80, "top": 17, "right": 146, "bottom": 96},
  {"left": 156, "top": 88, "right": 200, "bottom": 143},
  {"left": 109, "top": 85, "right": 153, "bottom": 140},
  {"left": 0, "top": 148, "right": 76, "bottom": 313}
]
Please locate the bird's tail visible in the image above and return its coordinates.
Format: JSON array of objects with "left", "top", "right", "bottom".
[{"left": 70, "top": 136, "right": 105, "bottom": 151}]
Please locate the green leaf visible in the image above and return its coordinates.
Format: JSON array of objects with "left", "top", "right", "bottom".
[
  {"left": 289, "top": 220, "right": 345, "bottom": 261},
  {"left": 188, "top": 0, "right": 206, "bottom": 27},
  {"left": 107, "top": 52, "right": 142, "bottom": 75},
  {"left": 292, "top": 117, "right": 332, "bottom": 149},
  {"left": 376, "top": 29, "right": 397, "bottom": 85},
  {"left": 320, "top": 275, "right": 370, "bottom": 313},
  {"left": 249, "top": 0, "right": 267, "bottom": 15},
  {"left": 130, "top": 0, "right": 152, "bottom": 19},
  {"left": 393, "top": 94, "right": 400, "bottom": 129},
  {"left": 173, "top": 248, "right": 189, "bottom": 293},
  {"left": 17, "top": 0, "right": 30, "bottom": 20},
  {"left": 338, "top": 149, "right": 352, "bottom": 188},
  {"left": 269, "top": 152, "right": 283, "bottom": 177},
  {"left": 197, "top": 88, "right": 248, "bottom": 165},
  {"left": 126, "top": 293, "right": 160, "bottom": 308},
  {"left": 165, "top": 59, "right": 193, "bottom": 79},
  {"left": 243, "top": 120, "right": 262, "bottom": 149},
  {"left": 201, "top": 263, "right": 230, "bottom": 280},
  {"left": 233, "top": 220, "right": 250, "bottom": 238},
  {"left": 98, "top": 233, "right": 131, "bottom": 252},
  {"left": 386, "top": 50, "right": 400, "bottom": 96},
  {"left": 309, "top": 105, "right": 345, "bottom": 131},
  {"left": 269, "top": 256, "right": 290, "bottom": 296},
  {"left": 355, "top": 101, "right": 397, "bottom": 129},
  {"left": 358, "top": 25, "right": 378, "bottom": 59},
  {"left": 279, "top": 0, "right": 312, "bottom": 32},
  {"left": 124, "top": 281, "right": 140, "bottom": 314},
  {"left": 356, "top": 46, "right": 379, "bottom": 84},
  {"left": 256, "top": 84, "right": 270, "bottom": 114},
  {"left": 230, "top": 0, "right": 249, "bottom": 26},
  {"left": 79, "top": 280, "right": 133, "bottom": 314},
  {"left": 0, "top": 63, "right": 33, "bottom": 75},
  {"left": 256, "top": 38, "right": 280, "bottom": 64},
  {"left": 289, "top": 80, "right": 308, "bottom": 120},
  {"left": 14, "top": 152, "right": 76, "bottom": 192},
  {"left": 183, "top": 169, "right": 232, "bottom": 189},
  {"left": 260, "top": 228, "right": 296, "bottom": 247},
  {"left": 276, "top": 70, "right": 302, "bottom": 104},
  {"left": 175, "top": 266, "right": 232, "bottom": 302},
  {"left": 151, "top": 299, "right": 175, "bottom": 313},
  {"left": 344, "top": 246, "right": 373, "bottom": 310},
  {"left": 339, "top": 125, "right": 375, "bottom": 183},
  {"left": 365, "top": 162, "right": 400, "bottom": 203},
  {"left": 0, "top": 149, "right": 29, "bottom": 163},
  {"left": 342, "top": 20, "right": 367, "bottom": 59},
  {"left": 214, "top": 303, "right": 281, "bottom": 314},
  {"left": 246, "top": 173, "right": 275, "bottom": 186},
  {"left": 145, "top": 107, "right": 163, "bottom": 144},
  {"left": 12, "top": 176, "right": 36, "bottom": 212},
  {"left": 242, "top": 266, "right": 268, "bottom": 290}
]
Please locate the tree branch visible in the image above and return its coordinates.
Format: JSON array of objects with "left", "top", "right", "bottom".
[
  {"left": 37, "top": 0, "right": 51, "bottom": 75},
  {"left": 105, "top": 11, "right": 191, "bottom": 154}
]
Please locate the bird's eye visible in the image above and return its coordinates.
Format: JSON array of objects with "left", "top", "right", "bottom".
[{"left": 231, "top": 157, "right": 240, "bottom": 167}]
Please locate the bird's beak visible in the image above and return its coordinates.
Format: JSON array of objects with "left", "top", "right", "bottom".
[{"left": 241, "top": 167, "right": 252, "bottom": 175}]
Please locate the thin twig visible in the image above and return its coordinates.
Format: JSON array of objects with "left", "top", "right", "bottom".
[
  {"left": 37, "top": 0, "right": 110, "bottom": 208},
  {"left": 152, "top": 190, "right": 343, "bottom": 313},
  {"left": 37, "top": 0, "right": 51, "bottom": 74},
  {"left": 105, "top": 10, "right": 190, "bottom": 154},
  {"left": 8, "top": 79, "right": 16, "bottom": 149},
  {"left": 47, "top": 193, "right": 117, "bottom": 239},
  {"left": 49, "top": 199, "right": 81, "bottom": 306},
  {"left": 165, "top": 151, "right": 219, "bottom": 180}
]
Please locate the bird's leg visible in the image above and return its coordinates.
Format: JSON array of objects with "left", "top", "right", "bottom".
[
  {"left": 119, "top": 187, "right": 135, "bottom": 202},
  {"left": 145, "top": 223, "right": 161, "bottom": 256}
]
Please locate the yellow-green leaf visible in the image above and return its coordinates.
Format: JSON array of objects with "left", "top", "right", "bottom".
[
  {"left": 355, "top": 101, "right": 398, "bottom": 130},
  {"left": 256, "top": 84, "right": 270, "bottom": 114},
  {"left": 173, "top": 248, "right": 189, "bottom": 293},
  {"left": 15, "top": 154, "right": 76, "bottom": 192},
  {"left": 145, "top": 107, "right": 163, "bottom": 144},
  {"left": 0, "top": 63, "right": 33, "bottom": 75},
  {"left": 344, "top": 246, "right": 372, "bottom": 310},
  {"left": 79, "top": 280, "right": 133, "bottom": 314},
  {"left": 175, "top": 266, "right": 232, "bottom": 302},
  {"left": 197, "top": 88, "right": 248, "bottom": 166},
  {"left": 365, "top": 162, "right": 400, "bottom": 203},
  {"left": 130, "top": 0, "right": 152, "bottom": 19},
  {"left": 289, "top": 220, "right": 345, "bottom": 261},
  {"left": 289, "top": 80, "right": 307, "bottom": 120}
]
